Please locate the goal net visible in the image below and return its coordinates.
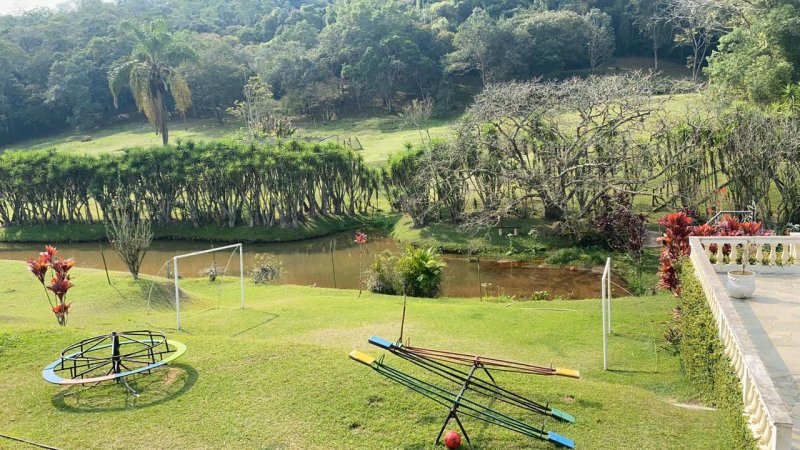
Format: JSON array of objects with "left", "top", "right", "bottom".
[{"left": 172, "top": 243, "right": 245, "bottom": 331}]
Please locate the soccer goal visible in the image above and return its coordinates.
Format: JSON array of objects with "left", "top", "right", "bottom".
[
  {"left": 173, "top": 243, "right": 244, "bottom": 331},
  {"left": 601, "top": 257, "right": 612, "bottom": 371}
]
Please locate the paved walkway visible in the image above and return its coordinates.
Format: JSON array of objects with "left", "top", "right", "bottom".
[{"left": 722, "top": 273, "right": 800, "bottom": 448}]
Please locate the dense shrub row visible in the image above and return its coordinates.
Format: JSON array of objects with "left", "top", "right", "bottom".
[
  {"left": 0, "top": 141, "right": 378, "bottom": 228},
  {"left": 676, "top": 262, "right": 755, "bottom": 449}
]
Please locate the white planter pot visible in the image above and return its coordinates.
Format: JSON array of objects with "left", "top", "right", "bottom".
[{"left": 727, "top": 271, "right": 756, "bottom": 299}]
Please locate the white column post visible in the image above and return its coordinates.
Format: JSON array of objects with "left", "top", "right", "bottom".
[
  {"left": 174, "top": 257, "right": 180, "bottom": 331},
  {"left": 239, "top": 244, "right": 245, "bottom": 309},
  {"left": 607, "top": 258, "right": 612, "bottom": 334},
  {"left": 601, "top": 260, "right": 608, "bottom": 371}
]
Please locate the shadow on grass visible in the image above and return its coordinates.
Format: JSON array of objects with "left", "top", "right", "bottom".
[
  {"left": 230, "top": 312, "right": 279, "bottom": 338},
  {"left": 51, "top": 363, "right": 197, "bottom": 413}
]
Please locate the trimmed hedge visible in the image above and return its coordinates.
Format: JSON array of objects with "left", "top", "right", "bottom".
[
  {"left": 0, "top": 140, "right": 378, "bottom": 228},
  {"left": 677, "top": 261, "right": 755, "bottom": 449}
]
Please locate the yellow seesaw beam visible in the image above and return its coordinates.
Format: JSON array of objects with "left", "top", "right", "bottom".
[
  {"left": 349, "top": 350, "right": 376, "bottom": 366},
  {"left": 554, "top": 368, "right": 580, "bottom": 379}
]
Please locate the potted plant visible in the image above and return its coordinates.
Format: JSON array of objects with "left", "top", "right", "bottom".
[
  {"left": 726, "top": 241, "right": 756, "bottom": 299},
  {"left": 786, "top": 223, "right": 800, "bottom": 237}
]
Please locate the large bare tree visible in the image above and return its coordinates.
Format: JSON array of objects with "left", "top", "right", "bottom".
[{"left": 455, "top": 73, "right": 674, "bottom": 232}]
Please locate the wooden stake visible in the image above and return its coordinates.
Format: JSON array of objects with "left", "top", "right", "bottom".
[
  {"left": 330, "top": 240, "right": 337, "bottom": 288},
  {"left": 99, "top": 241, "right": 112, "bottom": 285}
]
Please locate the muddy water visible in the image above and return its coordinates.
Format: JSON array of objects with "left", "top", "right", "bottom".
[{"left": 1, "top": 233, "right": 614, "bottom": 299}]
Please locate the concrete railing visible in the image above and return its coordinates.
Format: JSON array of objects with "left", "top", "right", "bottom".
[
  {"left": 695, "top": 236, "right": 800, "bottom": 274},
  {"left": 689, "top": 237, "right": 794, "bottom": 450}
]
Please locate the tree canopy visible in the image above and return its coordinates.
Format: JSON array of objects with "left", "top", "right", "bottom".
[{"left": 0, "top": 0, "right": 797, "bottom": 146}]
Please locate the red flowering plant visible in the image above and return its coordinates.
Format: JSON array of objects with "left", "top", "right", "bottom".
[
  {"left": 657, "top": 213, "right": 771, "bottom": 295},
  {"left": 26, "top": 245, "right": 75, "bottom": 326},
  {"left": 657, "top": 212, "right": 695, "bottom": 295},
  {"left": 354, "top": 232, "right": 368, "bottom": 297}
]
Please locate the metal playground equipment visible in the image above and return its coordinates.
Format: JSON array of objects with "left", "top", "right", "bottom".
[
  {"left": 42, "top": 330, "right": 186, "bottom": 396},
  {"left": 350, "top": 336, "right": 579, "bottom": 449}
]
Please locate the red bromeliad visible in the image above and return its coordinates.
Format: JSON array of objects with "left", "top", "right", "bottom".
[
  {"left": 52, "top": 302, "right": 71, "bottom": 315},
  {"left": 26, "top": 245, "right": 76, "bottom": 326},
  {"left": 47, "top": 273, "right": 74, "bottom": 301},
  {"left": 27, "top": 255, "right": 50, "bottom": 284},
  {"left": 51, "top": 258, "right": 75, "bottom": 276},
  {"left": 657, "top": 212, "right": 694, "bottom": 295},
  {"left": 354, "top": 232, "right": 368, "bottom": 245},
  {"left": 657, "top": 214, "right": 771, "bottom": 295}
]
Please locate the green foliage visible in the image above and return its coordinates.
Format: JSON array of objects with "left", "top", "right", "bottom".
[
  {"left": 544, "top": 247, "right": 606, "bottom": 267},
  {"left": 181, "top": 33, "right": 247, "bottom": 125},
  {"left": 0, "top": 0, "right": 705, "bottom": 147},
  {"left": 512, "top": 9, "right": 593, "bottom": 73},
  {"left": 676, "top": 262, "right": 756, "bottom": 449},
  {"left": 381, "top": 146, "right": 429, "bottom": 226},
  {"left": 365, "top": 250, "right": 401, "bottom": 294},
  {"left": 706, "top": 4, "right": 800, "bottom": 103},
  {"left": 108, "top": 19, "right": 197, "bottom": 145},
  {"left": 365, "top": 246, "right": 446, "bottom": 298},
  {"left": 0, "top": 141, "right": 378, "bottom": 229},
  {"left": 396, "top": 246, "right": 446, "bottom": 298},
  {"left": 445, "top": 8, "right": 521, "bottom": 84}
]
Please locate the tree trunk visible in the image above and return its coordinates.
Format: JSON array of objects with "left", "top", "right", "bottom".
[
  {"left": 652, "top": 33, "right": 659, "bottom": 71},
  {"left": 158, "top": 89, "right": 169, "bottom": 146},
  {"left": 544, "top": 203, "right": 565, "bottom": 221}
]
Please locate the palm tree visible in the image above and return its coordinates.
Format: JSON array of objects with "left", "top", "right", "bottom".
[{"left": 108, "top": 19, "right": 196, "bottom": 146}]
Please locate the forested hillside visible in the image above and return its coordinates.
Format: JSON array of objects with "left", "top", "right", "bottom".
[{"left": 3, "top": 0, "right": 797, "bottom": 147}]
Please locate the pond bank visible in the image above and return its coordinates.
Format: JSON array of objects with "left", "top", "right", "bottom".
[{"left": 0, "top": 214, "right": 392, "bottom": 244}]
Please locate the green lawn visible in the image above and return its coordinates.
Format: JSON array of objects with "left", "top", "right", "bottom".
[
  {"left": 295, "top": 115, "right": 453, "bottom": 165},
  {"left": 1, "top": 91, "right": 703, "bottom": 168},
  {"left": 1, "top": 115, "right": 453, "bottom": 166},
  {"left": 1, "top": 118, "right": 238, "bottom": 154},
  {"left": 0, "top": 260, "right": 735, "bottom": 449}
]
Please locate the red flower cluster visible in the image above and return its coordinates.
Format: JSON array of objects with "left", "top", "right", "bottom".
[
  {"left": 657, "top": 212, "right": 694, "bottom": 295},
  {"left": 51, "top": 258, "right": 75, "bottom": 276},
  {"left": 26, "top": 245, "right": 76, "bottom": 326},
  {"left": 47, "top": 274, "right": 74, "bottom": 301},
  {"left": 354, "top": 232, "right": 367, "bottom": 245},
  {"left": 657, "top": 214, "right": 770, "bottom": 294},
  {"left": 27, "top": 255, "right": 49, "bottom": 284},
  {"left": 52, "top": 303, "right": 71, "bottom": 314}
]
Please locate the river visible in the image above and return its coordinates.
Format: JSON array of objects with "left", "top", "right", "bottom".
[{"left": 1, "top": 233, "right": 616, "bottom": 299}]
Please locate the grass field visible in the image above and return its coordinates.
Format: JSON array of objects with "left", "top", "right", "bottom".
[
  {"left": 0, "top": 259, "right": 736, "bottom": 449},
  {"left": 295, "top": 115, "right": 453, "bottom": 165},
  {"left": 1, "top": 89, "right": 702, "bottom": 167},
  {"left": 1, "top": 115, "right": 453, "bottom": 166},
  {"left": 1, "top": 119, "right": 239, "bottom": 154}
]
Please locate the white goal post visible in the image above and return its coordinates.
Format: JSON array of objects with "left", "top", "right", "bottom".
[
  {"left": 173, "top": 243, "right": 244, "bottom": 331},
  {"left": 601, "top": 257, "right": 612, "bottom": 371}
]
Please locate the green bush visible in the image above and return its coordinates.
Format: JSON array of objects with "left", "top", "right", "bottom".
[
  {"left": 677, "top": 261, "right": 755, "bottom": 449},
  {"left": 366, "top": 247, "right": 446, "bottom": 298},
  {"left": 365, "top": 251, "right": 401, "bottom": 295},
  {"left": 396, "top": 247, "right": 446, "bottom": 298},
  {"left": 544, "top": 247, "right": 605, "bottom": 267}
]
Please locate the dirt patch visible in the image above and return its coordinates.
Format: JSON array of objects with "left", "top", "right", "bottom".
[
  {"left": 669, "top": 400, "right": 716, "bottom": 411},
  {"left": 163, "top": 367, "right": 181, "bottom": 385}
]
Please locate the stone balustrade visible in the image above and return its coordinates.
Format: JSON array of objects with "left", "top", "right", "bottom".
[
  {"left": 695, "top": 236, "right": 800, "bottom": 274},
  {"left": 689, "top": 236, "right": 794, "bottom": 450}
]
